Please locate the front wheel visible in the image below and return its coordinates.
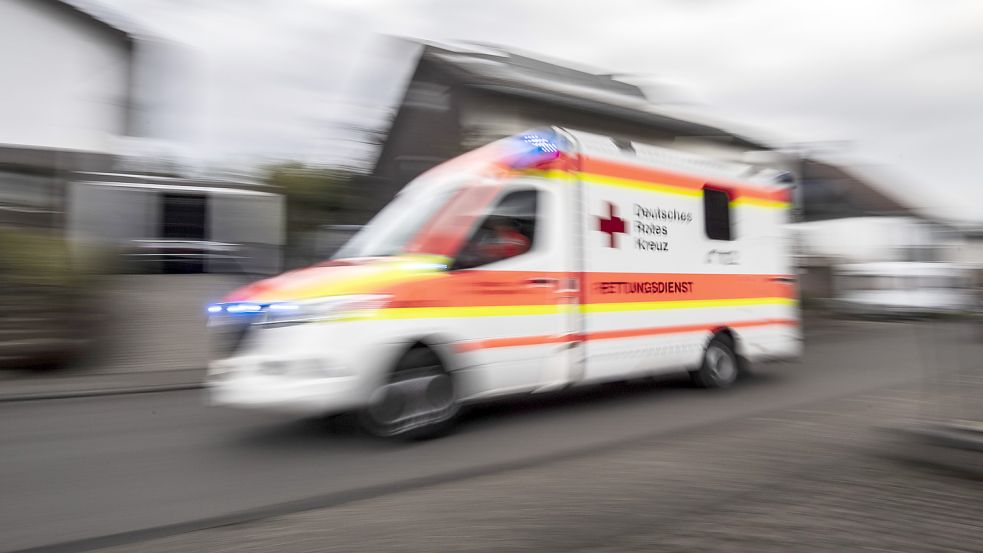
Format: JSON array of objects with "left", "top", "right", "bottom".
[
  {"left": 690, "top": 334, "right": 739, "bottom": 389},
  {"left": 359, "top": 347, "right": 459, "bottom": 440}
]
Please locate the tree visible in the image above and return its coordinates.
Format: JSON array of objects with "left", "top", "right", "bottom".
[{"left": 265, "top": 163, "right": 367, "bottom": 267}]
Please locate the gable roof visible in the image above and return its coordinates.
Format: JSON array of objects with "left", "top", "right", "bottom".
[
  {"left": 36, "top": 0, "right": 135, "bottom": 46},
  {"left": 416, "top": 42, "right": 773, "bottom": 150},
  {"left": 799, "top": 158, "right": 918, "bottom": 221}
]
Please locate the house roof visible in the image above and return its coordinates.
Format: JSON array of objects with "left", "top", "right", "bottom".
[
  {"left": 377, "top": 40, "right": 932, "bottom": 224},
  {"left": 426, "top": 43, "right": 648, "bottom": 99},
  {"left": 799, "top": 158, "right": 914, "bottom": 219},
  {"left": 36, "top": 0, "right": 137, "bottom": 46},
  {"left": 418, "top": 42, "right": 773, "bottom": 150}
]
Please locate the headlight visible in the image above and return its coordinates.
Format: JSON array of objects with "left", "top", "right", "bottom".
[
  {"left": 207, "top": 295, "right": 391, "bottom": 327},
  {"left": 261, "top": 295, "right": 391, "bottom": 326}
]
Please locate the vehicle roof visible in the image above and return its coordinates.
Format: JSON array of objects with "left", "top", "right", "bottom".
[{"left": 561, "top": 128, "right": 790, "bottom": 189}]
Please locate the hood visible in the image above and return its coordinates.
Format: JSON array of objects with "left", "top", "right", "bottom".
[{"left": 223, "top": 256, "right": 448, "bottom": 303}]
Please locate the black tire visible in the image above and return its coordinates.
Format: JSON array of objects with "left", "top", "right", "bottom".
[
  {"left": 690, "top": 334, "right": 739, "bottom": 389},
  {"left": 359, "top": 347, "right": 459, "bottom": 440}
]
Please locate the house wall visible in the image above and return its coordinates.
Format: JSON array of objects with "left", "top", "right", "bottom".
[
  {"left": 370, "top": 59, "right": 463, "bottom": 203},
  {"left": 0, "top": 0, "right": 131, "bottom": 152},
  {"left": 791, "top": 216, "right": 960, "bottom": 264},
  {"left": 946, "top": 237, "right": 983, "bottom": 267}
]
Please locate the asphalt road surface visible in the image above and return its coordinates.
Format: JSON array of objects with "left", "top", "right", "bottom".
[{"left": 1, "top": 319, "right": 976, "bottom": 552}]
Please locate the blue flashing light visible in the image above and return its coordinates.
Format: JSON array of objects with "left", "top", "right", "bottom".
[
  {"left": 208, "top": 302, "right": 302, "bottom": 316},
  {"left": 226, "top": 303, "right": 263, "bottom": 314},
  {"left": 519, "top": 133, "right": 560, "bottom": 155},
  {"left": 267, "top": 302, "right": 300, "bottom": 312},
  {"left": 509, "top": 131, "right": 564, "bottom": 169}
]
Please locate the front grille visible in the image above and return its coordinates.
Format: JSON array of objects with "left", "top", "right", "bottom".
[{"left": 209, "top": 315, "right": 256, "bottom": 359}]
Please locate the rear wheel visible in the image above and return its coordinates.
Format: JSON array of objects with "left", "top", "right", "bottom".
[
  {"left": 690, "top": 334, "right": 739, "bottom": 389},
  {"left": 360, "top": 347, "right": 459, "bottom": 440}
]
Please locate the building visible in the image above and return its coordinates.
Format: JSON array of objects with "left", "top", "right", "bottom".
[
  {"left": 0, "top": 0, "right": 283, "bottom": 275},
  {"left": 0, "top": 0, "right": 138, "bottom": 228},
  {"left": 367, "top": 41, "right": 795, "bottom": 212},
  {"left": 367, "top": 41, "right": 955, "bottom": 232},
  {"left": 797, "top": 159, "right": 913, "bottom": 222},
  {"left": 0, "top": 0, "right": 136, "bottom": 153},
  {"left": 68, "top": 172, "right": 284, "bottom": 275}
]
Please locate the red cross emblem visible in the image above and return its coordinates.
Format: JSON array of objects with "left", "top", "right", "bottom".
[{"left": 596, "top": 202, "right": 627, "bottom": 248}]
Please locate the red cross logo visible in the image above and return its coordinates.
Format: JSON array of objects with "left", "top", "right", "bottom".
[{"left": 596, "top": 202, "right": 627, "bottom": 248}]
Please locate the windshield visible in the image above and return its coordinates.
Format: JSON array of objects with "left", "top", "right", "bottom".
[
  {"left": 334, "top": 157, "right": 478, "bottom": 259},
  {"left": 333, "top": 185, "right": 456, "bottom": 259}
]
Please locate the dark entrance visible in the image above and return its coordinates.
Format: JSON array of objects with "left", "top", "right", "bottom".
[{"left": 160, "top": 193, "right": 208, "bottom": 273}]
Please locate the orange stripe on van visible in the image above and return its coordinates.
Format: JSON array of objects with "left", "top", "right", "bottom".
[
  {"left": 380, "top": 271, "right": 796, "bottom": 309},
  {"left": 584, "top": 272, "right": 795, "bottom": 303},
  {"left": 587, "top": 318, "right": 797, "bottom": 341},
  {"left": 456, "top": 334, "right": 577, "bottom": 352},
  {"left": 580, "top": 156, "right": 790, "bottom": 204},
  {"left": 455, "top": 318, "right": 797, "bottom": 352}
]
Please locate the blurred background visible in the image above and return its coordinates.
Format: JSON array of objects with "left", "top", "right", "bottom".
[{"left": 1, "top": 1, "right": 982, "bottom": 552}]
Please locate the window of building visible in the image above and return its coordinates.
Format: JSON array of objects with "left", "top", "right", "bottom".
[
  {"left": 703, "top": 186, "right": 733, "bottom": 241},
  {"left": 454, "top": 189, "right": 538, "bottom": 269}
]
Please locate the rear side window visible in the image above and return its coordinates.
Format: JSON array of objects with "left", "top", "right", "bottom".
[{"left": 703, "top": 187, "right": 733, "bottom": 241}]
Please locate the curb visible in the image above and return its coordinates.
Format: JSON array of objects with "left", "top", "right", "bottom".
[
  {"left": 880, "top": 421, "right": 983, "bottom": 478},
  {"left": 885, "top": 421, "right": 983, "bottom": 453},
  {"left": 0, "top": 383, "right": 203, "bottom": 403}
]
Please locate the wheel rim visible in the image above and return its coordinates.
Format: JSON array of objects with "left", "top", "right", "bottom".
[
  {"left": 707, "top": 344, "right": 736, "bottom": 384},
  {"left": 366, "top": 369, "right": 456, "bottom": 436}
]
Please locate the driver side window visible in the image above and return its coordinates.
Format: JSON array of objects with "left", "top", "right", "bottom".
[{"left": 454, "top": 189, "right": 538, "bottom": 270}]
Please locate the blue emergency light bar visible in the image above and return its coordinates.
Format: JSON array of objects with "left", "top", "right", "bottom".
[
  {"left": 208, "top": 302, "right": 264, "bottom": 315},
  {"left": 207, "top": 301, "right": 303, "bottom": 316},
  {"left": 508, "top": 130, "right": 567, "bottom": 169}
]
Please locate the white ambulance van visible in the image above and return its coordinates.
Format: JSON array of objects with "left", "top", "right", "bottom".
[{"left": 207, "top": 128, "right": 800, "bottom": 438}]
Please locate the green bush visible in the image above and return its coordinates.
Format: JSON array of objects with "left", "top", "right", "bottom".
[{"left": 0, "top": 226, "right": 106, "bottom": 369}]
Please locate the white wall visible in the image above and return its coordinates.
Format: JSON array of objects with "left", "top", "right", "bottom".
[
  {"left": 791, "top": 217, "right": 938, "bottom": 263},
  {"left": 946, "top": 238, "right": 983, "bottom": 267},
  {"left": 0, "top": 0, "right": 131, "bottom": 152}
]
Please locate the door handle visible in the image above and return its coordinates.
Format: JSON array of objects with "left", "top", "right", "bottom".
[{"left": 525, "top": 277, "right": 559, "bottom": 288}]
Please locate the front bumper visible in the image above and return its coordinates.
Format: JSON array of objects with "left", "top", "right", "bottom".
[{"left": 207, "top": 355, "right": 370, "bottom": 415}]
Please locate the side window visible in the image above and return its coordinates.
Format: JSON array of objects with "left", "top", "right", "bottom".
[
  {"left": 454, "top": 189, "right": 538, "bottom": 270},
  {"left": 703, "top": 186, "right": 733, "bottom": 241}
]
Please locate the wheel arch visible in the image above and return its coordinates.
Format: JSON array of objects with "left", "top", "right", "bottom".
[
  {"left": 707, "top": 325, "right": 749, "bottom": 372},
  {"left": 390, "top": 332, "right": 460, "bottom": 374}
]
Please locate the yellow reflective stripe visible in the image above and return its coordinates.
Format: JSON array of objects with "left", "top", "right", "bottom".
[
  {"left": 254, "top": 258, "right": 446, "bottom": 302},
  {"left": 521, "top": 169, "right": 790, "bottom": 209},
  {"left": 579, "top": 172, "right": 703, "bottom": 199},
  {"left": 731, "top": 196, "right": 791, "bottom": 209},
  {"left": 581, "top": 297, "right": 797, "bottom": 314},
  {"left": 366, "top": 297, "right": 796, "bottom": 320},
  {"left": 522, "top": 169, "right": 574, "bottom": 181}
]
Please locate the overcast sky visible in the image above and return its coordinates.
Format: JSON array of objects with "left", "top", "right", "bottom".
[{"left": 93, "top": 0, "right": 983, "bottom": 223}]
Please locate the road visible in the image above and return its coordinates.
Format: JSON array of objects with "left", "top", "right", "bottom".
[{"left": 0, "top": 319, "right": 977, "bottom": 552}]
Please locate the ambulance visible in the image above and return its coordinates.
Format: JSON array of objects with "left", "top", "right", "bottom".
[{"left": 206, "top": 128, "right": 801, "bottom": 438}]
